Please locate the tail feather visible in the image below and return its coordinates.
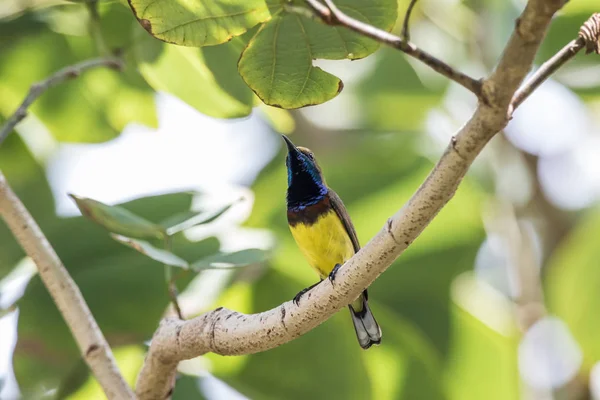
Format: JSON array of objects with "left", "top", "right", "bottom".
[{"left": 348, "top": 290, "right": 381, "bottom": 350}]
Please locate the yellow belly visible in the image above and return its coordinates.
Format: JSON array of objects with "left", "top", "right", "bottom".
[{"left": 289, "top": 210, "right": 355, "bottom": 278}]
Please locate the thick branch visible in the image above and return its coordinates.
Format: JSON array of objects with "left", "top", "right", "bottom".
[
  {"left": 136, "top": 1, "right": 568, "bottom": 398},
  {"left": 305, "top": 0, "right": 483, "bottom": 96},
  {"left": 0, "top": 172, "right": 134, "bottom": 399},
  {"left": 0, "top": 57, "right": 123, "bottom": 146}
]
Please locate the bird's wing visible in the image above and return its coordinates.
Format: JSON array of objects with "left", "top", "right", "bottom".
[{"left": 328, "top": 190, "right": 360, "bottom": 253}]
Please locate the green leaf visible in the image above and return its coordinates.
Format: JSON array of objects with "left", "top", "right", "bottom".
[
  {"left": 163, "top": 200, "right": 239, "bottom": 236},
  {"left": 238, "top": 0, "right": 398, "bottom": 108},
  {"left": 69, "top": 194, "right": 165, "bottom": 239},
  {"left": 133, "top": 28, "right": 254, "bottom": 118},
  {"left": 127, "top": 0, "right": 271, "bottom": 47},
  {"left": 191, "top": 249, "right": 269, "bottom": 271},
  {"left": 111, "top": 234, "right": 189, "bottom": 268},
  {"left": 238, "top": 13, "right": 342, "bottom": 108}
]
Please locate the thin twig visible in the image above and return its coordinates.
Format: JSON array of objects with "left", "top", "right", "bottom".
[
  {"left": 510, "top": 37, "right": 585, "bottom": 110},
  {"left": 303, "top": 0, "right": 483, "bottom": 96},
  {"left": 305, "top": 0, "right": 331, "bottom": 19},
  {"left": 0, "top": 57, "right": 123, "bottom": 146},
  {"left": 0, "top": 171, "right": 134, "bottom": 399},
  {"left": 402, "top": 0, "right": 419, "bottom": 42},
  {"left": 511, "top": 13, "right": 600, "bottom": 111}
]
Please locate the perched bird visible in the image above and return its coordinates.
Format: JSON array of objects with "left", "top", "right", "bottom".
[{"left": 282, "top": 135, "right": 382, "bottom": 349}]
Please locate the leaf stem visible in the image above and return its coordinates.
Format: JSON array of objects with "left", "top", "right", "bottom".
[{"left": 163, "top": 235, "right": 184, "bottom": 320}]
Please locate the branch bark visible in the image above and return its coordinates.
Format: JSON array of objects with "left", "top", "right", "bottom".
[
  {"left": 0, "top": 57, "right": 123, "bottom": 146},
  {"left": 0, "top": 172, "right": 135, "bottom": 400},
  {"left": 136, "top": 1, "right": 578, "bottom": 398}
]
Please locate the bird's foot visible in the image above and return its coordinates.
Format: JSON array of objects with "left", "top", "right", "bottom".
[
  {"left": 293, "top": 288, "right": 310, "bottom": 306},
  {"left": 328, "top": 264, "right": 342, "bottom": 285},
  {"left": 293, "top": 281, "right": 321, "bottom": 306}
]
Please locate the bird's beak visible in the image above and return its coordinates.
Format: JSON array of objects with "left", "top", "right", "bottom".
[{"left": 281, "top": 135, "right": 300, "bottom": 156}]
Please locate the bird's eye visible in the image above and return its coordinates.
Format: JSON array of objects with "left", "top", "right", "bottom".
[{"left": 307, "top": 153, "right": 315, "bottom": 160}]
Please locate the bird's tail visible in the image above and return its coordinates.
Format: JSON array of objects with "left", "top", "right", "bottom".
[{"left": 348, "top": 290, "right": 381, "bottom": 350}]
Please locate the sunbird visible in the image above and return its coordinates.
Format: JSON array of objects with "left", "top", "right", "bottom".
[{"left": 282, "top": 135, "right": 382, "bottom": 349}]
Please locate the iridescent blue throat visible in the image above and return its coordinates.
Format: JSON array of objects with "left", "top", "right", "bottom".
[{"left": 286, "top": 155, "right": 328, "bottom": 211}]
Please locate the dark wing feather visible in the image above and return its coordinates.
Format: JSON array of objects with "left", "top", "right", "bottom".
[{"left": 328, "top": 190, "right": 360, "bottom": 253}]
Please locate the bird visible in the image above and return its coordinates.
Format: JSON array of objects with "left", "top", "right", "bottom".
[{"left": 282, "top": 134, "right": 382, "bottom": 349}]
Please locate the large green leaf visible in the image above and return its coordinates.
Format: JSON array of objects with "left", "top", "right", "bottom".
[
  {"left": 238, "top": 0, "right": 398, "bottom": 108},
  {"left": 133, "top": 27, "right": 255, "bottom": 118},
  {"left": 546, "top": 207, "right": 600, "bottom": 369},
  {"left": 13, "top": 192, "right": 220, "bottom": 394},
  {"left": 127, "top": 0, "right": 271, "bottom": 46}
]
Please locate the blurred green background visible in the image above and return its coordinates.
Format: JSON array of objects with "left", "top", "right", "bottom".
[{"left": 1, "top": 0, "right": 600, "bottom": 399}]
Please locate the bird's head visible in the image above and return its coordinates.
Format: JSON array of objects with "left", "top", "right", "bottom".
[{"left": 282, "top": 135, "right": 327, "bottom": 207}]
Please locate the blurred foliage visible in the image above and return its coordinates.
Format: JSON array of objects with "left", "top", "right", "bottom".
[
  {"left": 1, "top": 0, "right": 600, "bottom": 399},
  {"left": 546, "top": 208, "right": 600, "bottom": 370}
]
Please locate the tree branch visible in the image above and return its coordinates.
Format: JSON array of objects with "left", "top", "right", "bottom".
[
  {"left": 136, "top": 1, "right": 570, "bottom": 398},
  {"left": 304, "top": 0, "right": 483, "bottom": 97},
  {"left": 0, "top": 172, "right": 135, "bottom": 400},
  {"left": 511, "top": 13, "right": 600, "bottom": 110},
  {"left": 0, "top": 57, "right": 123, "bottom": 146}
]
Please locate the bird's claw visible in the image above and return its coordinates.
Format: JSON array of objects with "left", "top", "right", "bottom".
[
  {"left": 293, "top": 288, "right": 310, "bottom": 306},
  {"left": 328, "top": 263, "right": 342, "bottom": 285},
  {"left": 293, "top": 281, "right": 321, "bottom": 306}
]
